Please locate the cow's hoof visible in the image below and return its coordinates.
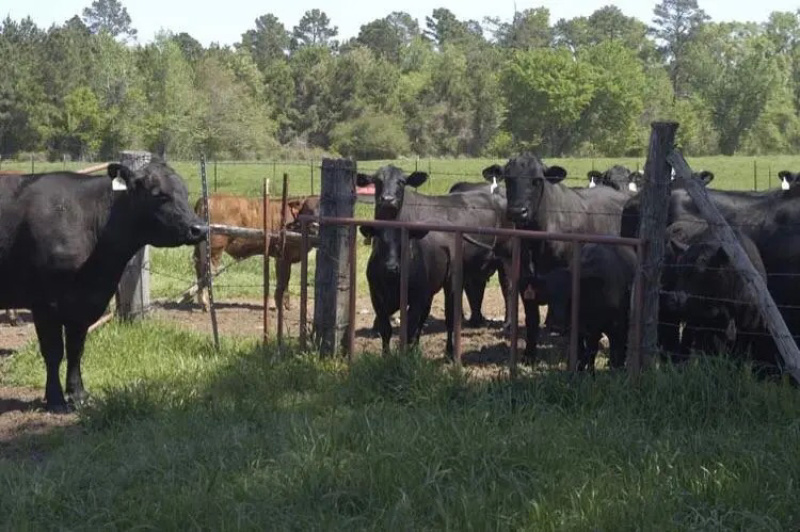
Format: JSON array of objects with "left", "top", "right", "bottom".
[
  {"left": 45, "top": 402, "right": 74, "bottom": 415},
  {"left": 466, "top": 316, "right": 486, "bottom": 329},
  {"left": 67, "top": 389, "right": 90, "bottom": 405}
]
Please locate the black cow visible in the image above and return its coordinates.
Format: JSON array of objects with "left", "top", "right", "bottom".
[
  {"left": 360, "top": 225, "right": 450, "bottom": 355},
  {"left": 587, "top": 165, "right": 643, "bottom": 193},
  {"left": 665, "top": 225, "right": 778, "bottom": 371},
  {"left": 622, "top": 174, "right": 800, "bottom": 355},
  {"left": 357, "top": 166, "right": 513, "bottom": 352},
  {"left": 482, "top": 153, "right": 630, "bottom": 360},
  {"left": 447, "top": 179, "right": 509, "bottom": 328},
  {"left": 0, "top": 159, "right": 206, "bottom": 412},
  {"left": 619, "top": 170, "right": 714, "bottom": 239},
  {"left": 535, "top": 244, "right": 637, "bottom": 372}
]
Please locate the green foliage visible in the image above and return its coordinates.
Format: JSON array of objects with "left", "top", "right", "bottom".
[
  {"left": 330, "top": 112, "right": 410, "bottom": 160},
  {"left": 502, "top": 48, "right": 595, "bottom": 154},
  {"left": 2, "top": 4, "right": 800, "bottom": 159}
]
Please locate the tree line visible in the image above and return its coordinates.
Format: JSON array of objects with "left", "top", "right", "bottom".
[{"left": 2, "top": 0, "right": 799, "bottom": 162}]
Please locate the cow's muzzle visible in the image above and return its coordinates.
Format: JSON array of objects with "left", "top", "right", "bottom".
[
  {"left": 188, "top": 223, "right": 208, "bottom": 243},
  {"left": 508, "top": 206, "right": 529, "bottom": 222}
]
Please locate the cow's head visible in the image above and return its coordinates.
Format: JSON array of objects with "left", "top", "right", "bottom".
[
  {"left": 587, "top": 165, "right": 641, "bottom": 192},
  {"left": 356, "top": 165, "right": 428, "bottom": 219},
  {"left": 778, "top": 171, "right": 800, "bottom": 191},
  {"left": 360, "top": 225, "right": 428, "bottom": 274},
  {"left": 482, "top": 153, "right": 567, "bottom": 225},
  {"left": 107, "top": 158, "right": 207, "bottom": 247},
  {"left": 285, "top": 196, "right": 321, "bottom": 234},
  {"left": 667, "top": 239, "right": 727, "bottom": 320}
]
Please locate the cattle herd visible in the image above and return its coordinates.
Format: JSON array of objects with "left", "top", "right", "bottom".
[{"left": 2, "top": 154, "right": 799, "bottom": 412}]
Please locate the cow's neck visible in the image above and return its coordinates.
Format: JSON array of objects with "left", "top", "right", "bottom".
[{"left": 78, "top": 187, "right": 147, "bottom": 290}]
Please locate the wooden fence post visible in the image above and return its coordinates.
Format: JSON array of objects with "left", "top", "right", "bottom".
[
  {"left": 626, "top": 122, "right": 677, "bottom": 371},
  {"left": 668, "top": 151, "right": 800, "bottom": 384},
  {"left": 313, "top": 158, "right": 356, "bottom": 356},
  {"left": 116, "top": 150, "right": 151, "bottom": 321}
]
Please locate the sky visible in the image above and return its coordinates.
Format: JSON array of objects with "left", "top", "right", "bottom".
[{"left": 3, "top": 0, "right": 798, "bottom": 47}]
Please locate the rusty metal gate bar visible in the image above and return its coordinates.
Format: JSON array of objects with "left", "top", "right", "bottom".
[
  {"left": 509, "top": 237, "right": 521, "bottom": 379},
  {"left": 300, "top": 215, "right": 643, "bottom": 376},
  {"left": 568, "top": 243, "right": 582, "bottom": 372},
  {"left": 452, "top": 231, "right": 464, "bottom": 364},
  {"left": 347, "top": 225, "right": 358, "bottom": 360},
  {"left": 262, "top": 178, "right": 270, "bottom": 345},
  {"left": 300, "top": 218, "right": 309, "bottom": 350},
  {"left": 399, "top": 227, "right": 410, "bottom": 352},
  {"left": 277, "top": 173, "right": 289, "bottom": 348}
]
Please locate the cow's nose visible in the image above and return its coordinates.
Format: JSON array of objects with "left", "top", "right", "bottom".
[
  {"left": 508, "top": 206, "right": 529, "bottom": 220},
  {"left": 189, "top": 224, "right": 208, "bottom": 240},
  {"left": 386, "top": 263, "right": 399, "bottom": 274}
]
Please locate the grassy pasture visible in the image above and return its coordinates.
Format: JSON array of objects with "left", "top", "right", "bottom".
[
  {"left": 2, "top": 321, "right": 800, "bottom": 529},
  {"left": 4, "top": 157, "right": 800, "bottom": 528}
]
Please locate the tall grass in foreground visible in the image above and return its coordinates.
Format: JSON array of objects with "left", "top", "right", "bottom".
[{"left": 2, "top": 319, "right": 800, "bottom": 530}]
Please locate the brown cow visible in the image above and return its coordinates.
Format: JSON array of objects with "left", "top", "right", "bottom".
[{"left": 193, "top": 194, "right": 320, "bottom": 312}]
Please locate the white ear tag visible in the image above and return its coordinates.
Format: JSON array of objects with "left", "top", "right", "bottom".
[
  {"left": 782, "top": 177, "right": 790, "bottom": 190},
  {"left": 490, "top": 176, "right": 498, "bottom": 193},
  {"left": 588, "top": 177, "right": 596, "bottom": 188},
  {"left": 628, "top": 182, "right": 638, "bottom": 192},
  {"left": 112, "top": 177, "right": 128, "bottom": 191}
]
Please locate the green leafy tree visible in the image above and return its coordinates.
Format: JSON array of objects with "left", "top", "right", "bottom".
[
  {"left": 57, "top": 86, "right": 104, "bottom": 158},
  {"left": 650, "top": 0, "right": 709, "bottom": 97},
  {"left": 239, "top": 14, "right": 290, "bottom": 72},
  {"left": 172, "top": 32, "right": 203, "bottom": 63},
  {"left": 486, "top": 8, "right": 552, "bottom": 49},
  {"left": 330, "top": 112, "right": 410, "bottom": 159},
  {"left": 501, "top": 48, "right": 595, "bottom": 154},
  {"left": 357, "top": 12, "right": 419, "bottom": 63},
  {"left": 424, "top": 8, "right": 483, "bottom": 49},
  {"left": 578, "top": 41, "right": 647, "bottom": 156},
  {"left": 291, "top": 9, "right": 338, "bottom": 50},
  {"left": 81, "top": 0, "right": 137, "bottom": 41}
]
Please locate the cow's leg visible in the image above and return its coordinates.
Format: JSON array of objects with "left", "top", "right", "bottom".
[
  {"left": 464, "top": 276, "right": 487, "bottom": 328},
  {"left": 444, "top": 284, "right": 455, "bottom": 358},
  {"left": 274, "top": 258, "right": 292, "bottom": 311},
  {"left": 376, "top": 313, "right": 392, "bottom": 355},
  {"left": 32, "top": 308, "right": 68, "bottom": 413},
  {"left": 7, "top": 309, "right": 19, "bottom": 326},
  {"left": 579, "top": 330, "right": 602, "bottom": 373},
  {"left": 498, "top": 262, "right": 512, "bottom": 333},
  {"left": 194, "top": 241, "right": 211, "bottom": 311},
  {"left": 521, "top": 292, "right": 540, "bottom": 362},
  {"left": 607, "top": 321, "right": 628, "bottom": 370},
  {"left": 64, "top": 322, "right": 89, "bottom": 404}
]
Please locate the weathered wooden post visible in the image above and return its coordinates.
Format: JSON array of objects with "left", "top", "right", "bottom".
[
  {"left": 626, "top": 122, "right": 677, "bottom": 371},
  {"left": 116, "top": 150, "right": 152, "bottom": 321},
  {"left": 668, "top": 151, "right": 800, "bottom": 384},
  {"left": 313, "top": 158, "right": 356, "bottom": 356}
]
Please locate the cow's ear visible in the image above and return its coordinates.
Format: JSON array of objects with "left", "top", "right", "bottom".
[
  {"left": 359, "top": 225, "right": 375, "bottom": 238},
  {"left": 708, "top": 246, "right": 727, "bottom": 269},
  {"left": 287, "top": 199, "right": 302, "bottom": 219},
  {"left": 409, "top": 228, "right": 429, "bottom": 240},
  {"left": 107, "top": 163, "right": 132, "bottom": 179},
  {"left": 697, "top": 170, "right": 714, "bottom": 185},
  {"left": 668, "top": 238, "right": 689, "bottom": 257},
  {"left": 778, "top": 170, "right": 791, "bottom": 180},
  {"left": 482, "top": 164, "right": 503, "bottom": 182},
  {"left": 356, "top": 173, "right": 374, "bottom": 187},
  {"left": 587, "top": 170, "right": 602, "bottom": 180},
  {"left": 544, "top": 165, "right": 567, "bottom": 183},
  {"left": 407, "top": 172, "right": 428, "bottom": 188}
]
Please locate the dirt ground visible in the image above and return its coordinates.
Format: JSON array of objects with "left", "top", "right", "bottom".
[{"left": 0, "top": 289, "right": 575, "bottom": 459}]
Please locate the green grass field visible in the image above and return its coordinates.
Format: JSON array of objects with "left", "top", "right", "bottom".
[
  {"left": 4, "top": 157, "right": 800, "bottom": 528},
  {"left": 2, "top": 321, "right": 800, "bottom": 529}
]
